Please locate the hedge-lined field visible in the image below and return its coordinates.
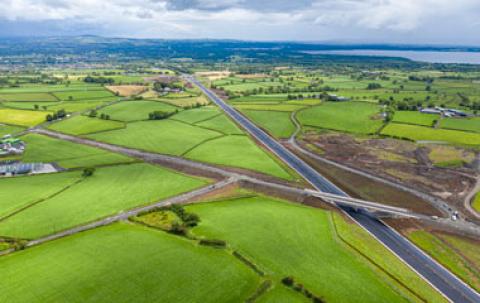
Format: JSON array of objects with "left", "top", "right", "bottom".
[
  {"left": 53, "top": 89, "right": 114, "bottom": 101},
  {"left": 0, "top": 223, "right": 258, "bottom": 302},
  {"left": 99, "top": 100, "right": 178, "bottom": 122},
  {"left": 0, "top": 171, "right": 80, "bottom": 218},
  {"left": 0, "top": 108, "right": 50, "bottom": 127},
  {"left": 297, "top": 102, "right": 383, "bottom": 134},
  {"left": 184, "top": 135, "right": 293, "bottom": 180},
  {"left": 381, "top": 123, "right": 480, "bottom": 145},
  {"left": 0, "top": 163, "right": 207, "bottom": 239},
  {"left": 88, "top": 119, "right": 222, "bottom": 155},
  {"left": 241, "top": 110, "right": 296, "bottom": 138},
  {"left": 48, "top": 115, "right": 125, "bottom": 135},
  {"left": 20, "top": 133, "right": 135, "bottom": 168},
  {"left": 440, "top": 117, "right": 480, "bottom": 133},
  {"left": 188, "top": 196, "right": 444, "bottom": 303},
  {"left": 392, "top": 111, "right": 438, "bottom": 126},
  {"left": 0, "top": 92, "right": 58, "bottom": 102},
  {"left": 0, "top": 124, "right": 24, "bottom": 137}
]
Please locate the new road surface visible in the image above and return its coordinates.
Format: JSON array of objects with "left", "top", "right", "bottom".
[{"left": 188, "top": 76, "right": 480, "bottom": 303}]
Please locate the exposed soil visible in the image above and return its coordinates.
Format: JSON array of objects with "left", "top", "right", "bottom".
[
  {"left": 300, "top": 132, "right": 477, "bottom": 215},
  {"left": 105, "top": 85, "right": 147, "bottom": 97}
]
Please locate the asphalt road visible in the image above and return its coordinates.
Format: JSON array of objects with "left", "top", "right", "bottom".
[{"left": 190, "top": 76, "right": 480, "bottom": 303}]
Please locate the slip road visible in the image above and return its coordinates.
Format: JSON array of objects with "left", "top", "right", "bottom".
[{"left": 188, "top": 75, "right": 480, "bottom": 303}]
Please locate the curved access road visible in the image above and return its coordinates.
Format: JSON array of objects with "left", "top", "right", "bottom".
[{"left": 188, "top": 76, "right": 480, "bottom": 303}]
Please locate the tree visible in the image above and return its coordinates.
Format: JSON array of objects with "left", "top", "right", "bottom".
[
  {"left": 89, "top": 109, "right": 97, "bottom": 118},
  {"left": 367, "top": 83, "right": 382, "bottom": 90},
  {"left": 46, "top": 114, "right": 53, "bottom": 122},
  {"left": 82, "top": 167, "right": 95, "bottom": 177}
]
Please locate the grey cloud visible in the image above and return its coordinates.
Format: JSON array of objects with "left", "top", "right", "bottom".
[{"left": 165, "top": 0, "right": 314, "bottom": 12}]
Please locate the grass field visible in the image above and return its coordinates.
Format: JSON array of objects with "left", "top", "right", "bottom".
[
  {"left": 0, "top": 223, "right": 258, "bottom": 302},
  {"left": 88, "top": 120, "right": 222, "bottom": 155},
  {"left": 21, "top": 133, "right": 135, "bottom": 168},
  {"left": 0, "top": 171, "right": 80, "bottom": 218},
  {"left": 408, "top": 231, "right": 480, "bottom": 292},
  {"left": 473, "top": 193, "right": 480, "bottom": 212},
  {"left": 297, "top": 102, "right": 384, "bottom": 134},
  {"left": 440, "top": 117, "right": 480, "bottom": 133},
  {"left": 48, "top": 115, "right": 125, "bottom": 135},
  {"left": 0, "top": 163, "right": 207, "bottom": 239},
  {"left": 188, "top": 196, "right": 443, "bottom": 303},
  {"left": 234, "top": 104, "right": 306, "bottom": 112},
  {"left": 195, "top": 114, "right": 243, "bottom": 135},
  {"left": 0, "top": 108, "right": 50, "bottom": 127},
  {"left": 172, "top": 106, "right": 220, "bottom": 124},
  {"left": 47, "top": 100, "right": 113, "bottom": 113},
  {"left": 99, "top": 101, "right": 178, "bottom": 122},
  {"left": 184, "top": 135, "right": 293, "bottom": 180},
  {"left": 392, "top": 111, "right": 438, "bottom": 127},
  {"left": 53, "top": 90, "right": 114, "bottom": 101},
  {"left": 0, "top": 92, "right": 58, "bottom": 102},
  {"left": 151, "top": 96, "right": 209, "bottom": 107},
  {"left": 242, "top": 110, "right": 296, "bottom": 138},
  {"left": 381, "top": 123, "right": 480, "bottom": 145},
  {"left": 0, "top": 124, "right": 24, "bottom": 137}
]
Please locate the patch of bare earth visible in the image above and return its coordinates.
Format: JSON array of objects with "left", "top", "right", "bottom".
[
  {"left": 106, "top": 85, "right": 147, "bottom": 97},
  {"left": 299, "top": 132, "right": 477, "bottom": 216}
]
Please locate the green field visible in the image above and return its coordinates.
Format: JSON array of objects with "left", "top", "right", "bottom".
[
  {"left": 172, "top": 106, "right": 220, "bottom": 124},
  {"left": 88, "top": 120, "right": 222, "bottom": 155},
  {"left": 188, "top": 196, "right": 444, "bottom": 303},
  {"left": 473, "top": 193, "right": 480, "bottom": 212},
  {"left": 195, "top": 114, "right": 243, "bottom": 135},
  {"left": 408, "top": 231, "right": 480, "bottom": 292},
  {"left": 21, "top": 133, "right": 134, "bottom": 168},
  {"left": 440, "top": 117, "right": 480, "bottom": 133},
  {"left": 53, "top": 90, "right": 114, "bottom": 101},
  {"left": 242, "top": 110, "right": 296, "bottom": 138},
  {"left": 0, "top": 124, "right": 24, "bottom": 137},
  {"left": 392, "top": 111, "right": 438, "bottom": 127},
  {"left": 99, "top": 100, "right": 178, "bottom": 122},
  {"left": 381, "top": 123, "right": 480, "bottom": 145},
  {"left": 0, "top": 171, "right": 80, "bottom": 218},
  {"left": 0, "top": 108, "right": 50, "bottom": 127},
  {"left": 0, "top": 163, "right": 207, "bottom": 239},
  {"left": 48, "top": 115, "right": 125, "bottom": 135},
  {"left": 234, "top": 104, "right": 306, "bottom": 112},
  {"left": 0, "top": 92, "right": 58, "bottom": 102},
  {"left": 0, "top": 223, "right": 258, "bottom": 302},
  {"left": 184, "top": 135, "right": 293, "bottom": 180},
  {"left": 297, "top": 102, "right": 384, "bottom": 134},
  {"left": 47, "top": 100, "right": 113, "bottom": 113},
  {"left": 153, "top": 96, "right": 209, "bottom": 107}
]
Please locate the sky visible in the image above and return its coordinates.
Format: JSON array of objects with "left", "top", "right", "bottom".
[{"left": 0, "top": 0, "right": 479, "bottom": 45}]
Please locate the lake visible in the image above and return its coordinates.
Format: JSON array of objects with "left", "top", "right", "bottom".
[{"left": 304, "top": 50, "right": 480, "bottom": 64}]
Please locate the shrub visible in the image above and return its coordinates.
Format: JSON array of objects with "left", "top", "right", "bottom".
[
  {"left": 169, "top": 221, "right": 187, "bottom": 235},
  {"left": 281, "top": 276, "right": 295, "bottom": 287},
  {"left": 199, "top": 239, "right": 226, "bottom": 248},
  {"left": 82, "top": 167, "right": 96, "bottom": 177}
]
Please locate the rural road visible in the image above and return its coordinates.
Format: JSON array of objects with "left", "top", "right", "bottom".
[{"left": 188, "top": 75, "right": 480, "bottom": 303}]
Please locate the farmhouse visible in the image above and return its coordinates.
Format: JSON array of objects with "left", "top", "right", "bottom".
[{"left": 0, "top": 136, "right": 24, "bottom": 156}]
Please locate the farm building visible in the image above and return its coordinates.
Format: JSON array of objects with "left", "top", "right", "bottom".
[
  {"left": 328, "top": 94, "right": 351, "bottom": 102},
  {"left": 0, "top": 162, "right": 58, "bottom": 177},
  {"left": 419, "top": 107, "right": 470, "bottom": 118},
  {"left": 0, "top": 136, "right": 25, "bottom": 156}
]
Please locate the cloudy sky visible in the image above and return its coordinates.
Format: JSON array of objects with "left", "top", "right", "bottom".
[{"left": 0, "top": 0, "right": 479, "bottom": 45}]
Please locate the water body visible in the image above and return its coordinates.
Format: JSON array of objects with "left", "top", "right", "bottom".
[{"left": 304, "top": 50, "right": 480, "bottom": 64}]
